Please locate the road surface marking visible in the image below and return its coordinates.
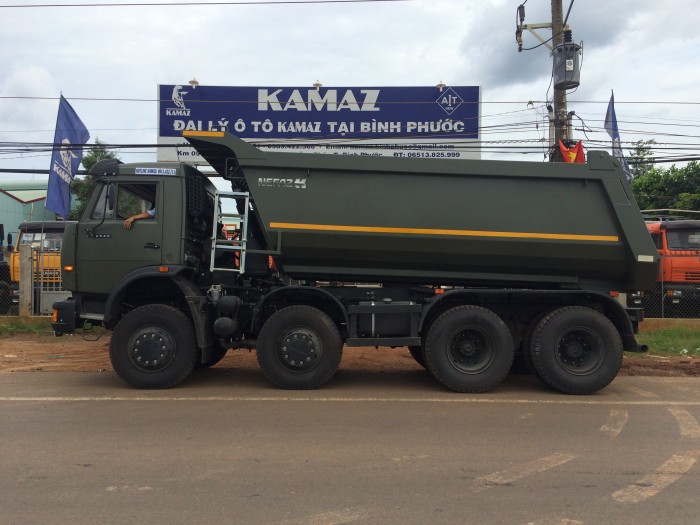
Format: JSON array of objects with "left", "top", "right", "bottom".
[
  {"left": 612, "top": 454, "right": 697, "bottom": 503},
  {"left": 668, "top": 407, "right": 700, "bottom": 438},
  {"left": 473, "top": 452, "right": 577, "bottom": 492},
  {"left": 3, "top": 396, "right": 700, "bottom": 406},
  {"left": 308, "top": 508, "right": 366, "bottom": 525},
  {"left": 600, "top": 408, "right": 628, "bottom": 438},
  {"left": 622, "top": 385, "right": 658, "bottom": 398}
]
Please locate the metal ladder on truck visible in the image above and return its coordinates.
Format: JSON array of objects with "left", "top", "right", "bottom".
[{"left": 210, "top": 191, "right": 250, "bottom": 274}]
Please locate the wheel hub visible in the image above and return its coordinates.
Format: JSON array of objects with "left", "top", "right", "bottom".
[
  {"left": 281, "top": 331, "right": 319, "bottom": 370},
  {"left": 130, "top": 327, "right": 176, "bottom": 372},
  {"left": 448, "top": 329, "right": 494, "bottom": 373},
  {"left": 556, "top": 329, "right": 603, "bottom": 374}
]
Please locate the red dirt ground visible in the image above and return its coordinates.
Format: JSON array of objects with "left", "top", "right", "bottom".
[{"left": 1, "top": 332, "right": 698, "bottom": 377}]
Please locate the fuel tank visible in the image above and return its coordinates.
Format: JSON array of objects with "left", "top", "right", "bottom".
[{"left": 185, "top": 131, "right": 658, "bottom": 292}]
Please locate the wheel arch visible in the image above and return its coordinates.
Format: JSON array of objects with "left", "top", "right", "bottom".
[
  {"left": 103, "top": 266, "right": 210, "bottom": 349},
  {"left": 419, "top": 289, "right": 637, "bottom": 351},
  {"left": 252, "top": 286, "right": 349, "bottom": 339}
]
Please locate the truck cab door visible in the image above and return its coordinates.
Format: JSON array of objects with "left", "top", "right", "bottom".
[{"left": 76, "top": 181, "right": 162, "bottom": 294}]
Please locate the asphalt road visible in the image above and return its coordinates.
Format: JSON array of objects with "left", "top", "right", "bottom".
[{"left": 1, "top": 369, "right": 699, "bottom": 525}]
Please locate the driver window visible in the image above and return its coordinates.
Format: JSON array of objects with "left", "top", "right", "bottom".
[
  {"left": 90, "top": 183, "right": 157, "bottom": 221},
  {"left": 117, "top": 183, "right": 157, "bottom": 219}
]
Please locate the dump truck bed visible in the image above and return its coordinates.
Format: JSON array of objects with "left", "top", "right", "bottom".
[{"left": 185, "top": 131, "right": 658, "bottom": 292}]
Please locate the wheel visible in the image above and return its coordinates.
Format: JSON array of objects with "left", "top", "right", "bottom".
[
  {"left": 196, "top": 344, "right": 228, "bottom": 369},
  {"left": 408, "top": 345, "right": 426, "bottom": 368},
  {"left": 530, "top": 306, "right": 622, "bottom": 395},
  {"left": 110, "top": 304, "right": 198, "bottom": 389},
  {"left": 256, "top": 306, "right": 342, "bottom": 389},
  {"left": 513, "top": 309, "right": 556, "bottom": 376},
  {"left": 424, "top": 306, "right": 514, "bottom": 393}
]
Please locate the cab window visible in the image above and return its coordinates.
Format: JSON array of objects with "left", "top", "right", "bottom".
[{"left": 90, "top": 183, "right": 157, "bottom": 221}]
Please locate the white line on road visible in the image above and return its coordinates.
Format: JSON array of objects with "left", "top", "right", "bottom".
[
  {"left": 473, "top": 452, "right": 577, "bottom": 492},
  {"left": 3, "top": 396, "right": 700, "bottom": 406},
  {"left": 600, "top": 408, "right": 629, "bottom": 438},
  {"left": 621, "top": 385, "right": 659, "bottom": 398},
  {"left": 612, "top": 454, "right": 697, "bottom": 503},
  {"left": 668, "top": 407, "right": 700, "bottom": 439}
]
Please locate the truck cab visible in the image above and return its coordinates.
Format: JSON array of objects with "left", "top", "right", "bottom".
[
  {"left": 2, "top": 221, "right": 67, "bottom": 313},
  {"left": 635, "top": 220, "right": 700, "bottom": 317}
]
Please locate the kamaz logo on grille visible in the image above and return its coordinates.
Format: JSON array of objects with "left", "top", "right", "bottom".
[{"left": 258, "top": 177, "right": 307, "bottom": 189}]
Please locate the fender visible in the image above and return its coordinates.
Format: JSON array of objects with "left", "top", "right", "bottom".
[
  {"left": 102, "top": 266, "right": 210, "bottom": 348},
  {"left": 252, "top": 285, "right": 350, "bottom": 334},
  {"left": 419, "top": 288, "right": 640, "bottom": 352}
]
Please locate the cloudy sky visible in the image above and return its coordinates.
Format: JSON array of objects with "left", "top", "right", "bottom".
[{"left": 1, "top": 0, "right": 699, "bottom": 177}]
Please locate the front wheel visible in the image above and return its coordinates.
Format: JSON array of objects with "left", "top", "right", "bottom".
[
  {"left": 256, "top": 306, "right": 343, "bottom": 389},
  {"left": 530, "top": 306, "right": 622, "bottom": 395},
  {"left": 110, "top": 304, "right": 198, "bottom": 389}
]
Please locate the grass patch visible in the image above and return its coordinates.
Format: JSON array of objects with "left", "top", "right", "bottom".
[
  {"left": 636, "top": 319, "right": 700, "bottom": 357},
  {"left": 0, "top": 317, "right": 54, "bottom": 337}
]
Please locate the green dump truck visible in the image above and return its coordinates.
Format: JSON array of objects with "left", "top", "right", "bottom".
[{"left": 52, "top": 131, "right": 658, "bottom": 394}]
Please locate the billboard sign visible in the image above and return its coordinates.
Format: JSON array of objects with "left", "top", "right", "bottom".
[{"left": 157, "top": 84, "right": 481, "bottom": 163}]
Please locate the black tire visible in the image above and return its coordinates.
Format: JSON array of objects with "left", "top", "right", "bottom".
[
  {"left": 110, "top": 304, "right": 197, "bottom": 389},
  {"left": 256, "top": 306, "right": 342, "bottom": 389},
  {"left": 424, "top": 306, "right": 514, "bottom": 393},
  {"left": 196, "top": 344, "right": 228, "bottom": 369},
  {"left": 530, "top": 306, "right": 622, "bottom": 395},
  {"left": 408, "top": 345, "right": 426, "bottom": 368}
]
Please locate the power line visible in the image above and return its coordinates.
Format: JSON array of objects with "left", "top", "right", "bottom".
[{"left": 0, "top": 0, "right": 410, "bottom": 7}]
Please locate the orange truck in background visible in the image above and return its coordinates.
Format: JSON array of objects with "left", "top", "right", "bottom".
[
  {"left": 629, "top": 215, "right": 700, "bottom": 317},
  {"left": 2, "top": 221, "right": 66, "bottom": 313}
]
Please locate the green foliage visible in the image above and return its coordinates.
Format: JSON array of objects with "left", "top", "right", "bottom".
[
  {"left": 69, "top": 138, "right": 120, "bottom": 220},
  {"left": 628, "top": 139, "right": 657, "bottom": 180},
  {"left": 636, "top": 321, "right": 700, "bottom": 356},
  {"left": 0, "top": 317, "right": 53, "bottom": 337},
  {"left": 628, "top": 140, "right": 700, "bottom": 211},
  {"left": 631, "top": 152, "right": 700, "bottom": 212}
]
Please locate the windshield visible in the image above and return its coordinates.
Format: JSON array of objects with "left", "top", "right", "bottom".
[
  {"left": 18, "top": 231, "right": 63, "bottom": 251},
  {"left": 666, "top": 229, "right": 700, "bottom": 250}
]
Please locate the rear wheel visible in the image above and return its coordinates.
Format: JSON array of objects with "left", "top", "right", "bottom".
[
  {"left": 424, "top": 306, "right": 514, "bottom": 393},
  {"left": 256, "top": 306, "right": 342, "bottom": 389},
  {"left": 530, "top": 306, "right": 622, "bottom": 395},
  {"left": 110, "top": 304, "right": 197, "bottom": 389}
]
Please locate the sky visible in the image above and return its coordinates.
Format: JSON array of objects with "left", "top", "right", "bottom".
[{"left": 1, "top": 0, "right": 699, "bottom": 180}]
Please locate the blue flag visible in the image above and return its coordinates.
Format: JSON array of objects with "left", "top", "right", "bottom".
[
  {"left": 46, "top": 96, "right": 90, "bottom": 219},
  {"left": 604, "top": 91, "right": 632, "bottom": 182}
]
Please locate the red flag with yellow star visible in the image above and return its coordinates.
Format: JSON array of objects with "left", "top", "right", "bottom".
[{"left": 559, "top": 140, "right": 585, "bottom": 163}]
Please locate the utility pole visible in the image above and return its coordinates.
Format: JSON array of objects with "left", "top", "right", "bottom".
[
  {"left": 550, "top": 0, "right": 566, "bottom": 162},
  {"left": 516, "top": 0, "right": 582, "bottom": 162}
]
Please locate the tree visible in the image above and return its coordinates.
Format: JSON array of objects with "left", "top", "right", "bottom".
[
  {"left": 632, "top": 161, "right": 700, "bottom": 212},
  {"left": 69, "top": 139, "right": 120, "bottom": 220},
  {"left": 628, "top": 139, "right": 656, "bottom": 180}
]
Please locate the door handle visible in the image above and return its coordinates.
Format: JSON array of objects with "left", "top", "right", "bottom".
[{"left": 144, "top": 242, "right": 160, "bottom": 249}]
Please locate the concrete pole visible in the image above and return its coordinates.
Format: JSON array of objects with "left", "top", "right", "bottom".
[{"left": 550, "top": 0, "right": 566, "bottom": 162}]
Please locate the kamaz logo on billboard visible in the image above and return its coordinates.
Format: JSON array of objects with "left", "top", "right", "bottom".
[{"left": 165, "top": 85, "right": 191, "bottom": 117}]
